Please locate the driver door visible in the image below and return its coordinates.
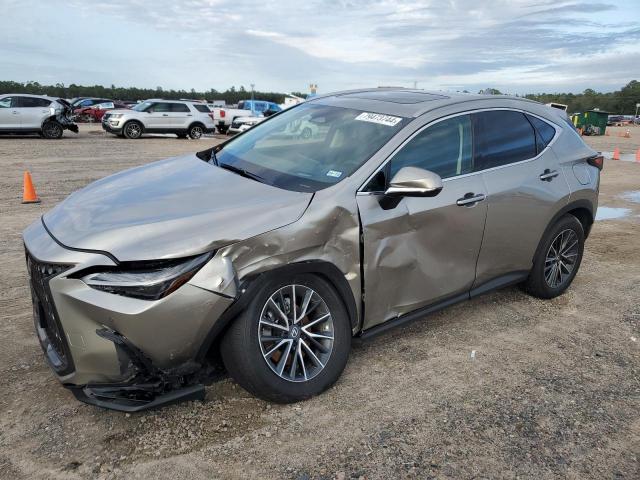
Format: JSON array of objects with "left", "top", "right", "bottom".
[{"left": 356, "top": 114, "right": 488, "bottom": 329}]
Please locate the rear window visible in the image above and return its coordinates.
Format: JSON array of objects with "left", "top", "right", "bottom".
[
  {"left": 193, "top": 104, "right": 210, "bottom": 113},
  {"left": 474, "top": 110, "right": 537, "bottom": 169}
]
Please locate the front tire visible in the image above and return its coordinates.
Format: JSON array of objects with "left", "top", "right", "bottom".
[
  {"left": 41, "top": 121, "right": 63, "bottom": 139},
  {"left": 123, "top": 121, "right": 143, "bottom": 139},
  {"left": 524, "top": 214, "right": 584, "bottom": 299},
  {"left": 221, "top": 274, "right": 351, "bottom": 403}
]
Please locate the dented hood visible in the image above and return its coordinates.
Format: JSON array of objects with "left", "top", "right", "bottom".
[{"left": 43, "top": 154, "right": 312, "bottom": 261}]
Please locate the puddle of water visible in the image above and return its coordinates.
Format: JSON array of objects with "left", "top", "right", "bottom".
[
  {"left": 595, "top": 207, "right": 632, "bottom": 221},
  {"left": 621, "top": 191, "right": 640, "bottom": 204}
]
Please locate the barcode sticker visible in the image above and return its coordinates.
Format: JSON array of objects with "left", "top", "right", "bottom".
[{"left": 355, "top": 112, "right": 402, "bottom": 127}]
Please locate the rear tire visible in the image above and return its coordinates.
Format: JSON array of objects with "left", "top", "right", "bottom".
[
  {"left": 123, "top": 121, "right": 143, "bottom": 139},
  {"left": 188, "top": 124, "right": 204, "bottom": 139},
  {"left": 221, "top": 274, "right": 351, "bottom": 403},
  {"left": 216, "top": 126, "right": 228, "bottom": 135},
  {"left": 523, "top": 214, "right": 584, "bottom": 299},
  {"left": 41, "top": 121, "right": 63, "bottom": 139}
]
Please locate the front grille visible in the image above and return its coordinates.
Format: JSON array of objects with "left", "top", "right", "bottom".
[
  {"left": 231, "top": 121, "right": 241, "bottom": 129},
  {"left": 102, "top": 113, "right": 111, "bottom": 122},
  {"left": 26, "top": 252, "right": 74, "bottom": 375}
]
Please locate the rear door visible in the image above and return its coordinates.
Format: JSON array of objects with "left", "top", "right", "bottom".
[
  {"left": 167, "top": 102, "right": 192, "bottom": 129},
  {"left": 0, "top": 96, "right": 20, "bottom": 129},
  {"left": 357, "top": 113, "right": 488, "bottom": 328},
  {"left": 473, "top": 109, "right": 569, "bottom": 287},
  {"left": 16, "top": 96, "right": 52, "bottom": 129}
]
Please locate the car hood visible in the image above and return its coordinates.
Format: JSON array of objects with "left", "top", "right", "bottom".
[{"left": 43, "top": 154, "right": 313, "bottom": 261}]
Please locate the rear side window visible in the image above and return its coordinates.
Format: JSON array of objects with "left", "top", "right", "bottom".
[
  {"left": 526, "top": 114, "right": 556, "bottom": 153},
  {"left": 19, "top": 97, "right": 52, "bottom": 107},
  {"left": 150, "top": 103, "right": 171, "bottom": 112},
  {"left": 390, "top": 114, "right": 473, "bottom": 180},
  {"left": 0, "top": 97, "right": 12, "bottom": 108},
  {"left": 193, "top": 104, "right": 210, "bottom": 113},
  {"left": 170, "top": 103, "right": 190, "bottom": 112},
  {"left": 474, "top": 110, "right": 536, "bottom": 169}
]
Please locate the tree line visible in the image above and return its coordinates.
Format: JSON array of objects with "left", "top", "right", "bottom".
[
  {"left": 0, "top": 81, "right": 301, "bottom": 105},
  {"left": 1, "top": 79, "right": 638, "bottom": 114}
]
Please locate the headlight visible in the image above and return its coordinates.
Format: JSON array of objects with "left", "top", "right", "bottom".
[
  {"left": 109, "top": 113, "right": 124, "bottom": 119},
  {"left": 81, "top": 253, "right": 211, "bottom": 300}
]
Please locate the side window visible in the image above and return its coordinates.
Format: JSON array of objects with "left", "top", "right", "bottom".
[
  {"left": 475, "top": 111, "right": 537, "bottom": 169},
  {"left": 389, "top": 115, "right": 473, "bottom": 180},
  {"left": 20, "top": 97, "right": 52, "bottom": 107},
  {"left": 170, "top": 103, "right": 190, "bottom": 113},
  {"left": 150, "top": 103, "right": 171, "bottom": 113},
  {"left": 193, "top": 104, "right": 210, "bottom": 113},
  {"left": 0, "top": 97, "right": 12, "bottom": 108},
  {"left": 526, "top": 114, "right": 556, "bottom": 153},
  {"left": 238, "top": 101, "right": 245, "bottom": 109}
]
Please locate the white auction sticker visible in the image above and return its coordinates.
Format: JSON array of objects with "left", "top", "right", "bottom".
[
  {"left": 326, "top": 170, "right": 343, "bottom": 178},
  {"left": 355, "top": 112, "right": 402, "bottom": 127}
]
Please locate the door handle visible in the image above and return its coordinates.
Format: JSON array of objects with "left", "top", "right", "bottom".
[
  {"left": 539, "top": 169, "right": 559, "bottom": 181},
  {"left": 162, "top": 113, "right": 169, "bottom": 116},
  {"left": 187, "top": 114, "right": 193, "bottom": 117},
  {"left": 12, "top": 111, "right": 19, "bottom": 115},
  {"left": 456, "top": 193, "right": 486, "bottom": 206}
]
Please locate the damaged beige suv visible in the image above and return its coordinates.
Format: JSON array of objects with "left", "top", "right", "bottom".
[{"left": 24, "top": 89, "right": 601, "bottom": 411}]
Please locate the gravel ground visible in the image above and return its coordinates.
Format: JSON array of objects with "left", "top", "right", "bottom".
[{"left": 0, "top": 124, "right": 639, "bottom": 480}]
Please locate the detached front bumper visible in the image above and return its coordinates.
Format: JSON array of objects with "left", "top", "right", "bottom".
[
  {"left": 23, "top": 219, "right": 235, "bottom": 410},
  {"left": 102, "top": 120, "right": 122, "bottom": 134}
]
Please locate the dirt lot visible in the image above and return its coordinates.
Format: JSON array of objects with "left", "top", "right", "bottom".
[{"left": 0, "top": 125, "right": 639, "bottom": 480}]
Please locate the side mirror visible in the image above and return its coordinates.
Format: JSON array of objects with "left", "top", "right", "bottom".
[{"left": 385, "top": 166, "right": 443, "bottom": 197}]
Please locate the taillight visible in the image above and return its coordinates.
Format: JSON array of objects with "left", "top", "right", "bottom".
[
  {"left": 587, "top": 154, "right": 604, "bottom": 170},
  {"left": 220, "top": 110, "right": 226, "bottom": 118}
]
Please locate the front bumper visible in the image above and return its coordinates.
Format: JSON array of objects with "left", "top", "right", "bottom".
[
  {"left": 23, "top": 218, "right": 234, "bottom": 409},
  {"left": 102, "top": 119, "right": 122, "bottom": 134}
]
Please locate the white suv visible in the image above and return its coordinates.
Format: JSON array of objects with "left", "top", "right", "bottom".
[
  {"left": 0, "top": 94, "right": 78, "bottom": 139},
  {"left": 102, "top": 99, "right": 215, "bottom": 139}
]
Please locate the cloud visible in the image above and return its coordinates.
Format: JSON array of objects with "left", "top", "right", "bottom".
[{"left": 2, "top": 0, "right": 639, "bottom": 94}]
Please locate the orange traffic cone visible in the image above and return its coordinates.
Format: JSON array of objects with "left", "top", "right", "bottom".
[
  {"left": 636, "top": 148, "right": 640, "bottom": 163},
  {"left": 612, "top": 147, "right": 620, "bottom": 161},
  {"left": 22, "top": 171, "right": 41, "bottom": 204}
]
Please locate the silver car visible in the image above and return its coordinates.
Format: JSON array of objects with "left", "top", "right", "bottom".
[
  {"left": 23, "top": 89, "right": 601, "bottom": 411},
  {"left": 0, "top": 94, "right": 78, "bottom": 138},
  {"left": 101, "top": 99, "right": 215, "bottom": 139}
]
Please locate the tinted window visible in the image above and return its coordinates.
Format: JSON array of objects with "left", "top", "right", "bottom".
[
  {"left": 170, "top": 103, "right": 190, "bottom": 112},
  {"left": 193, "top": 104, "right": 210, "bottom": 113},
  {"left": 475, "top": 111, "right": 536, "bottom": 169},
  {"left": 19, "top": 97, "right": 52, "bottom": 107},
  {"left": 526, "top": 114, "right": 556, "bottom": 152},
  {"left": 390, "top": 115, "right": 473, "bottom": 180},
  {"left": 0, "top": 97, "right": 12, "bottom": 108}
]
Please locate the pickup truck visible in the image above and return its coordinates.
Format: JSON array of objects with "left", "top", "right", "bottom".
[{"left": 211, "top": 100, "right": 281, "bottom": 134}]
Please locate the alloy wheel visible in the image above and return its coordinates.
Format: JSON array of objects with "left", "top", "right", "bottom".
[
  {"left": 258, "top": 284, "right": 334, "bottom": 382},
  {"left": 125, "top": 122, "right": 142, "bottom": 138},
  {"left": 43, "top": 123, "right": 62, "bottom": 139},
  {"left": 544, "top": 229, "right": 579, "bottom": 288},
  {"left": 190, "top": 126, "right": 203, "bottom": 139}
]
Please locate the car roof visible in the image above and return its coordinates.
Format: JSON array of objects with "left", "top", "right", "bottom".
[
  {"left": 309, "top": 88, "right": 542, "bottom": 119},
  {"left": 0, "top": 93, "right": 57, "bottom": 100}
]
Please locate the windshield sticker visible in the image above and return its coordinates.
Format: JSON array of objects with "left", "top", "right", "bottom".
[
  {"left": 326, "top": 170, "right": 343, "bottom": 178},
  {"left": 355, "top": 112, "right": 402, "bottom": 127}
]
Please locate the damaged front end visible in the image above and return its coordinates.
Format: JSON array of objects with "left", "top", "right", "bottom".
[
  {"left": 55, "top": 98, "right": 79, "bottom": 133},
  {"left": 68, "top": 328, "right": 211, "bottom": 412}
]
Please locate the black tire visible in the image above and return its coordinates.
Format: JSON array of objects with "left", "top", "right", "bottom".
[
  {"left": 41, "top": 121, "right": 63, "bottom": 139},
  {"left": 188, "top": 123, "right": 204, "bottom": 139},
  {"left": 123, "top": 121, "right": 143, "bottom": 139},
  {"left": 523, "top": 214, "right": 584, "bottom": 299},
  {"left": 221, "top": 273, "right": 351, "bottom": 403},
  {"left": 216, "top": 126, "right": 228, "bottom": 135}
]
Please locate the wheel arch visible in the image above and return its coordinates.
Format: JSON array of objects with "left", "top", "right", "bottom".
[
  {"left": 188, "top": 121, "right": 206, "bottom": 130},
  {"left": 123, "top": 119, "right": 144, "bottom": 132},
  {"left": 195, "top": 260, "right": 359, "bottom": 364},
  {"left": 532, "top": 199, "right": 594, "bottom": 264}
]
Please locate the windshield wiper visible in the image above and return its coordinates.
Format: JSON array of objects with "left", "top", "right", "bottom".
[
  {"left": 218, "top": 162, "right": 265, "bottom": 183},
  {"left": 210, "top": 148, "right": 218, "bottom": 166}
]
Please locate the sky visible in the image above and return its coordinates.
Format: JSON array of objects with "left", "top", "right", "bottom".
[{"left": 2, "top": 0, "right": 639, "bottom": 96}]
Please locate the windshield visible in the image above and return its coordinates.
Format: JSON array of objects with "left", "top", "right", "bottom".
[
  {"left": 132, "top": 101, "right": 153, "bottom": 112},
  {"left": 215, "top": 103, "right": 407, "bottom": 192}
]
